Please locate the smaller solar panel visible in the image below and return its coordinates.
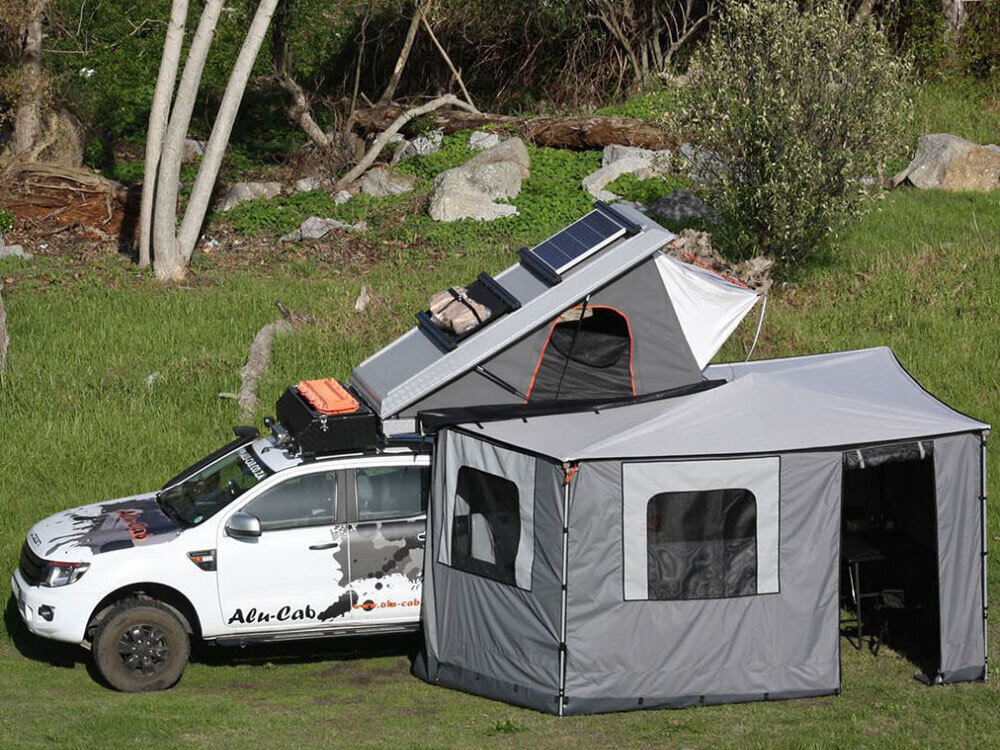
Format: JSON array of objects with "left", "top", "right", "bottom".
[{"left": 525, "top": 209, "right": 628, "bottom": 277}]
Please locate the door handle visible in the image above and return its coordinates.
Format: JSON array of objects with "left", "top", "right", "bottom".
[
  {"left": 417, "top": 532, "right": 426, "bottom": 541},
  {"left": 309, "top": 542, "right": 340, "bottom": 550}
]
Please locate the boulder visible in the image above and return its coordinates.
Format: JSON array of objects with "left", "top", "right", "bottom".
[
  {"left": 391, "top": 129, "right": 444, "bottom": 164},
  {"left": 182, "top": 138, "right": 206, "bottom": 163},
  {"left": 361, "top": 167, "right": 416, "bottom": 197},
  {"left": 602, "top": 144, "right": 671, "bottom": 169},
  {"left": 465, "top": 137, "right": 531, "bottom": 177},
  {"left": 680, "top": 143, "right": 729, "bottom": 183},
  {"left": 469, "top": 130, "right": 501, "bottom": 151},
  {"left": 428, "top": 138, "right": 530, "bottom": 222},
  {"left": 583, "top": 146, "right": 672, "bottom": 200},
  {"left": 295, "top": 175, "right": 326, "bottom": 193},
  {"left": 332, "top": 189, "right": 353, "bottom": 205},
  {"left": 279, "top": 216, "right": 365, "bottom": 243},
  {"left": 0, "top": 243, "right": 30, "bottom": 260},
  {"left": 646, "top": 189, "right": 717, "bottom": 224},
  {"left": 217, "top": 181, "right": 282, "bottom": 212},
  {"left": 894, "top": 134, "right": 1000, "bottom": 191}
]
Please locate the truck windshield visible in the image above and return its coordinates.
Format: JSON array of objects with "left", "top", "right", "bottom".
[{"left": 157, "top": 447, "right": 271, "bottom": 527}]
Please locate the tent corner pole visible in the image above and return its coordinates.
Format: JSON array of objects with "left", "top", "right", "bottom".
[
  {"left": 981, "top": 432, "right": 989, "bottom": 681},
  {"left": 558, "top": 462, "right": 575, "bottom": 716}
]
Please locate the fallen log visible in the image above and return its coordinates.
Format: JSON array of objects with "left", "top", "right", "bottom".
[
  {"left": 351, "top": 106, "right": 674, "bottom": 151},
  {"left": 0, "top": 281, "right": 8, "bottom": 377}
]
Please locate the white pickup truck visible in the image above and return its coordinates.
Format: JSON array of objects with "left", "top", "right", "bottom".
[{"left": 12, "top": 431, "right": 431, "bottom": 692}]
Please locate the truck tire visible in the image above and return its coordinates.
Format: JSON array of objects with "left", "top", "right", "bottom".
[{"left": 91, "top": 599, "right": 190, "bottom": 692}]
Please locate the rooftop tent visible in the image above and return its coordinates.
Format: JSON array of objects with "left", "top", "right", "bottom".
[
  {"left": 349, "top": 203, "right": 760, "bottom": 432},
  {"left": 415, "top": 348, "right": 989, "bottom": 714}
]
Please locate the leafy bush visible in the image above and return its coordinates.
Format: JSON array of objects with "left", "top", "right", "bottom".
[
  {"left": 0, "top": 208, "right": 13, "bottom": 235},
  {"left": 886, "top": 0, "right": 949, "bottom": 74},
  {"left": 958, "top": 0, "right": 1000, "bottom": 81},
  {"left": 681, "top": 0, "right": 913, "bottom": 269}
]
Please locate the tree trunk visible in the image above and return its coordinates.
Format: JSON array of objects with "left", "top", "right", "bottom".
[
  {"left": 272, "top": 0, "right": 330, "bottom": 149},
  {"left": 175, "top": 0, "right": 282, "bottom": 276},
  {"left": 12, "top": 2, "right": 45, "bottom": 157},
  {"left": 351, "top": 107, "right": 675, "bottom": 150},
  {"left": 941, "top": 0, "right": 966, "bottom": 32},
  {"left": 138, "top": 0, "right": 190, "bottom": 268},
  {"left": 152, "top": 0, "right": 226, "bottom": 281},
  {"left": 334, "top": 94, "right": 476, "bottom": 191},
  {"left": 377, "top": 0, "right": 428, "bottom": 106}
]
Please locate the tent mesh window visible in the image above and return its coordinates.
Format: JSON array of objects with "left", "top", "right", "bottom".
[
  {"left": 451, "top": 467, "right": 521, "bottom": 586},
  {"left": 646, "top": 488, "right": 757, "bottom": 600},
  {"left": 528, "top": 307, "right": 634, "bottom": 402}
]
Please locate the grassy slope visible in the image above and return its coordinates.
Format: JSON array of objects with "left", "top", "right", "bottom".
[{"left": 1, "top": 84, "right": 999, "bottom": 748}]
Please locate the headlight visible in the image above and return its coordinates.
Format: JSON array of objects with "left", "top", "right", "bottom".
[{"left": 42, "top": 561, "right": 90, "bottom": 587}]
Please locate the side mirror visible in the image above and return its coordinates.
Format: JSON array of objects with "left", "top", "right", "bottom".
[{"left": 226, "top": 511, "right": 261, "bottom": 539}]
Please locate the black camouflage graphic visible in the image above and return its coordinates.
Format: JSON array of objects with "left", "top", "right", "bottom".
[{"left": 43, "top": 495, "right": 180, "bottom": 556}]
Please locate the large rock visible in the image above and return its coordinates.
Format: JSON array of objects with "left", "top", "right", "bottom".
[
  {"left": 217, "top": 181, "right": 282, "bottom": 212},
  {"left": 391, "top": 129, "right": 444, "bottom": 164},
  {"left": 279, "top": 216, "right": 365, "bottom": 242},
  {"left": 182, "top": 138, "right": 206, "bottom": 163},
  {"left": 294, "top": 175, "right": 327, "bottom": 193},
  {"left": 361, "top": 167, "right": 417, "bottom": 197},
  {"left": 895, "top": 134, "right": 1000, "bottom": 191},
  {"left": 428, "top": 138, "right": 530, "bottom": 222},
  {"left": 601, "top": 144, "right": 670, "bottom": 169},
  {"left": 469, "top": 130, "right": 501, "bottom": 151},
  {"left": 646, "top": 189, "right": 717, "bottom": 224},
  {"left": 583, "top": 145, "right": 672, "bottom": 200}
]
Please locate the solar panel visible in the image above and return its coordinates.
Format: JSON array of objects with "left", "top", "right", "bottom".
[{"left": 520, "top": 207, "right": 630, "bottom": 282}]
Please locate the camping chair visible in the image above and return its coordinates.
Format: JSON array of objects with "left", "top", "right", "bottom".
[{"left": 869, "top": 589, "right": 906, "bottom": 656}]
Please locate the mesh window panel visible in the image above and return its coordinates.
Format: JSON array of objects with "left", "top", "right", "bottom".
[
  {"left": 530, "top": 308, "right": 633, "bottom": 402},
  {"left": 451, "top": 466, "right": 520, "bottom": 585},
  {"left": 646, "top": 488, "right": 757, "bottom": 600}
]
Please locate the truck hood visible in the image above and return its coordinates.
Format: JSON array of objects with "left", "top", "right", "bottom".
[{"left": 27, "top": 493, "right": 182, "bottom": 561}]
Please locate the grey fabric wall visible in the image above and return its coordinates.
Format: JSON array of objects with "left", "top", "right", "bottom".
[
  {"left": 934, "top": 432, "right": 986, "bottom": 681},
  {"left": 416, "top": 430, "right": 565, "bottom": 710},
  {"left": 560, "top": 453, "right": 842, "bottom": 713}
]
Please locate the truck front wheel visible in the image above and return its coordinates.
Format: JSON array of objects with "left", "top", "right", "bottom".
[{"left": 91, "top": 599, "right": 190, "bottom": 692}]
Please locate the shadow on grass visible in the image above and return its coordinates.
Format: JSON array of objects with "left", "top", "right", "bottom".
[{"left": 7, "top": 593, "right": 420, "bottom": 686}]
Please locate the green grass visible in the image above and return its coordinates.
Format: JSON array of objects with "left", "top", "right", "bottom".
[{"left": 2, "top": 82, "right": 1000, "bottom": 749}]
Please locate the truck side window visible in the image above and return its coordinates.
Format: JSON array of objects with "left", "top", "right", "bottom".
[
  {"left": 356, "top": 466, "right": 428, "bottom": 522},
  {"left": 243, "top": 472, "right": 337, "bottom": 531}
]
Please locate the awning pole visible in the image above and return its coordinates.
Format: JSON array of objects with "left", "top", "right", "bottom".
[
  {"left": 558, "top": 463, "right": 575, "bottom": 716},
  {"left": 981, "top": 433, "right": 989, "bottom": 680}
]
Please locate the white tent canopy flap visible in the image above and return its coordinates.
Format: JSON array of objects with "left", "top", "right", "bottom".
[{"left": 654, "top": 252, "right": 760, "bottom": 369}]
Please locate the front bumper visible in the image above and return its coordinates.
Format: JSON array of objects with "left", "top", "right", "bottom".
[{"left": 11, "top": 569, "right": 94, "bottom": 644}]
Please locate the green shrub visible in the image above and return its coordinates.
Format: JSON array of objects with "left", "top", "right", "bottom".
[
  {"left": 958, "top": 0, "right": 1000, "bottom": 81},
  {"left": 0, "top": 209, "right": 13, "bottom": 235},
  {"left": 681, "top": 0, "right": 913, "bottom": 269}
]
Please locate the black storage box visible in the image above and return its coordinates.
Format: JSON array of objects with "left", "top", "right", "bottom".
[{"left": 276, "top": 384, "right": 380, "bottom": 455}]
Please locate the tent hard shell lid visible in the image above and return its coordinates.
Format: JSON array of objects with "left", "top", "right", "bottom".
[
  {"left": 415, "top": 347, "right": 989, "bottom": 714},
  {"left": 350, "top": 203, "right": 760, "bottom": 432}
]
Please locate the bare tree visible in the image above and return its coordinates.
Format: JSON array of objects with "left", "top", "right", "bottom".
[
  {"left": 3, "top": 0, "right": 47, "bottom": 158},
  {"left": 377, "top": 0, "right": 430, "bottom": 106},
  {"left": 148, "top": 0, "right": 282, "bottom": 281},
  {"left": 272, "top": 0, "right": 330, "bottom": 149},
  {"left": 138, "top": 0, "right": 190, "bottom": 268},
  {"left": 588, "top": 0, "right": 715, "bottom": 89}
]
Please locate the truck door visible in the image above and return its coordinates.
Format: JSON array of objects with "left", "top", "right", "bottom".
[
  {"left": 346, "top": 462, "right": 429, "bottom": 624},
  {"left": 216, "top": 469, "right": 355, "bottom": 632}
]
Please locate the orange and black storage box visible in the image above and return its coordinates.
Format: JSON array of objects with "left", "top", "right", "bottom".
[{"left": 276, "top": 379, "right": 379, "bottom": 454}]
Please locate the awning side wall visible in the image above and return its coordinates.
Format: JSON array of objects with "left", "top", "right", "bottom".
[
  {"left": 561, "top": 452, "right": 842, "bottom": 713},
  {"left": 934, "top": 431, "right": 987, "bottom": 682},
  {"left": 415, "top": 429, "right": 565, "bottom": 711}
]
